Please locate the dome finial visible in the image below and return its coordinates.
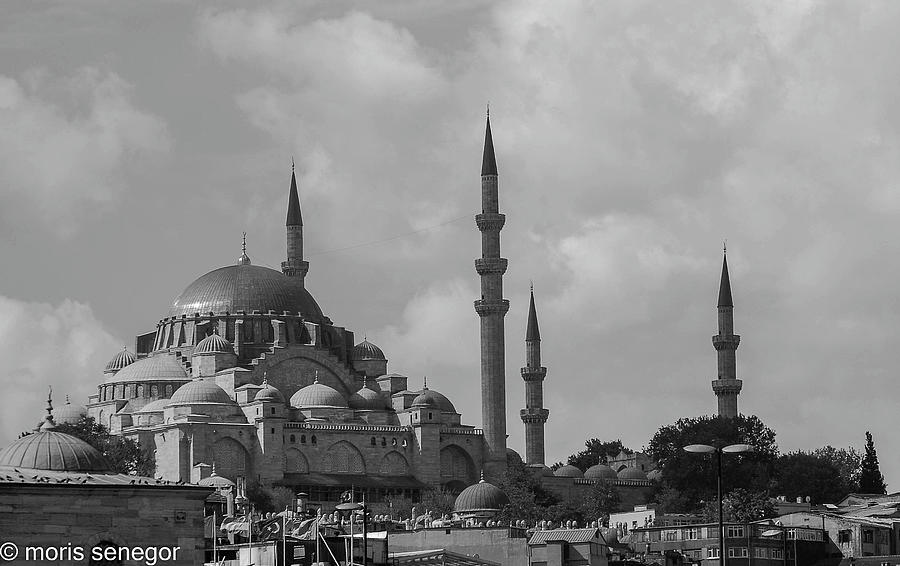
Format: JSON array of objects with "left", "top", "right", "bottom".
[
  {"left": 423, "top": 375, "right": 428, "bottom": 390},
  {"left": 262, "top": 371, "right": 268, "bottom": 388},
  {"left": 314, "top": 370, "right": 319, "bottom": 384},
  {"left": 65, "top": 394, "right": 70, "bottom": 404},
  {"left": 479, "top": 469, "right": 485, "bottom": 483},
  {"left": 41, "top": 386, "right": 56, "bottom": 431},
  {"left": 238, "top": 232, "right": 251, "bottom": 265}
]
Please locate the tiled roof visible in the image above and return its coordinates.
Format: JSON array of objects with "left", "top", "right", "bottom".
[{"left": 530, "top": 528, "right": 599, "bottom": 545}]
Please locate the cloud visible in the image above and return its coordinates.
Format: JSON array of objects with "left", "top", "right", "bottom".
[
  {"left": 0, "top": 68, "right": 170, "bottom": 236},
  {"left": 0, "top": 296, "right": 121, "bottom": 446}
]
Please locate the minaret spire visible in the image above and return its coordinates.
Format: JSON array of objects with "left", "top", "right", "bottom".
[
  {"left": 475, "top": 111, "right": 509, "bottom": 480},
  {"left": 712, "top": 249, "right": 742, "bottom": 417},
  {"left": 238, "top": 232, "right": 251, "bottom": 265},
  {"left": 282, "top": 162, "right": 309, "bottom": 283},
  {"left": 521, "top": 285, "right": 549, "bottom": 465}
]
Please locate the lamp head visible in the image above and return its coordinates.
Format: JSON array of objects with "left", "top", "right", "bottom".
[
  {"left": 722, "top": 443, "right": 754, "bottom": 454},
  {"left": 683, "top": 444, "right": 716, "bottom": 453}
]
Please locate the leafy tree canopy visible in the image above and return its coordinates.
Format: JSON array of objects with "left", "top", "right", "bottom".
[
  {"left": 497, "top": 459, "right": 562, "bottom": 523},
  {"left": 567, "top": 439, "right": 632, "bottom": 471},
  {"left": 772, "top": 451, "right": 846, "bottom": 504},
  {"left": 859, "top": 431, "right": 887, "bottom": 494},
  {"left": 646, "top": 414, "right": 777, "bottom": 512},
  {"left": 812, "top": 446, "right": 861, "bottom": 495},
  {"left": 54, "top": 416, "right": 155, "bottom": 477},
  {"left": 702, "top": 488, "right": 776, "bottom": 523}
]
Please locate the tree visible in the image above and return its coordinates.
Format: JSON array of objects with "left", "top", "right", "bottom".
[
  {"left": 646, "top": 415, "right": 777, "bottom": 512},
  {"left": 773, "top": 451, "right": 846, "bottom": 504},
  {"left": 567, "top": 439, "right": 631, "bottom": 471},
  {"left": 702, "top": 488, "right": 775, "bottom": 522},
  {"left": 579, "top": 481, "right": 621, "bottom": 525},
  {"left": 859, "top": 431, "right": 887, "bottom": 494},
  {"left": 54, "top": 416, "right": 155, "bottom": 476},
  {"left": 812, "top": 446, "right": 861, "bottom": 495},
  {"left": 419, "top": 487, "right": 456, "bottom": 518},
  {"left": 497, "top": 459, "right": 561, "bottom": 523}
]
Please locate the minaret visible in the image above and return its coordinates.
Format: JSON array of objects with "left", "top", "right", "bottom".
[
  {"left": 282, "top": 160, "right": 309, "bottom": 284},
  {"left": 520, "top": 285, "right": 549, "bottom": 465},
  {"left": 711, "top": 248, "right": 742, "bottom": 417},
  {"left": 474, "top": 111, "right": 509, "bottom": 480}
]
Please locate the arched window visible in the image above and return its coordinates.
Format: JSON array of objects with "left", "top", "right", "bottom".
[
  {"left": 311, "top": 435, "right": 317, "bottom": 445},
  {"left": 136, "top": 385, "right": 143, "bottom": 398},
  {"left": 290, "top": 435, "right": 296, "bottom": 443},
  {"left": 391, "top": 438, "right": 397, "bottom": 447},
  {"left": 150, "top": 384, "right": 158, "bottom": 397},
  {"left": 371, "top": 437, "right": 376, "bottom": 446},
  {"left": 301, "top": 435, "right": 306, "bottom": 444},
  {"left": 381, "top": 437, "right": 386, "bottom": 447},
  {"left": 271, "top": 407, "right": 275, "bottom": 415}
]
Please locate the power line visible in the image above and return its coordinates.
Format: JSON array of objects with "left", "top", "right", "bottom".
[{"left": 307, "top": 214, "right": 470, "bottom": 257}]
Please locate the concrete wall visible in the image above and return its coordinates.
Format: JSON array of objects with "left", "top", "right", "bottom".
[{"left": 389, "top": 527, "right": 528, "bottom": 565}]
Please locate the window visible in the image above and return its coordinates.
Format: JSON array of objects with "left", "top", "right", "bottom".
[
  {"left": 839, "top": 530, "right": 851, "bottom": 544},
  {"left": 381, "top": 437, "right": 386, "bottom": 447},
  {"left": 301, "top": 435, "right": 306, "bottom": 444},
  {"left": 683, "top": 527, "right": 700, "bottom": 540},
  {"left": 863, "top": 530, "right": 874, "bottom": 543},
  {"left": 311, "top": 435, "right": 317, "bottom": 444},
  {"left": 706, "top": 547, "right": 720, "bottom": 559},
  {"left": 771, "top": 548, "right": 783, "bottom": 559},
  {"left": 727, "top": 526, "right": 744, "bottom": 538},
  {"left": 270, "top": 428, "right": 275, "bottom": 434},
  {"left": 271, "top": 407, "right": 275, "bottom": 415},
  {"left": 664, "top": 530, "right": 677, "bottom": 541},
  {"left": 371, "top": 437, "right": 376, "bottom": 446},
  {"left": 728, "top": 547, "right": 748, "bottom": 558},
  {"left": 290, "top": 435, "right": 295, "bottom": 443},
  {"left": 754, "top": 547, "right": 767, "bottom": 558},
  {"left": 392, "top": 438, "right": 397, "bottom": 446}
]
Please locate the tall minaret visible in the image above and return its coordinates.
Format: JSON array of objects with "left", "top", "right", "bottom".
[
  {"left": 711, "top": 248, "right": 742, "bottom": 418},
  {"left": 520, "top": 285, "right": 549, "bottom": 465},
  {"left": 282, "top": 161, "right": 309, "bottom": 284},
  {"left": 474, "top": 111, "right": 509, "bottom": 480}
]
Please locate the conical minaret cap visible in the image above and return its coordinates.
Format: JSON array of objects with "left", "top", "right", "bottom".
[
  {"left": 526, "top": 287, "right": 540, "bottom": 341},
  {"left": 481, "top": 115, "right": 498, "bottom": 176},
  {"left": 286, "top": 165, "right": 303, "bottom": 226},
  {"left": 718, "top": 252, "right": 733, "bottom": 308}
]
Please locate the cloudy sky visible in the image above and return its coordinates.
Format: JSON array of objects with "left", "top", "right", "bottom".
[{"left": 2, "top": 1, "right": 899, "bottom": 489}]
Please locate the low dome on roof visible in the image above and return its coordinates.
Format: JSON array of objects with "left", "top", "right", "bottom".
[
  {"left": 104, "top": 348, "right": 137, "bottom": 374},
  {"left": 349, "top": 383, "right": 385, "bottom": 410},
  {"left": 254, "top": 380, "right": 285, "bottom": 403},
  {"left": 194, "top": 334, "right": 234, "bottom": 355},
  {"left": 104, "top": 354, "right": 188, "bottom": 384},
  {"left": 198, "top": 472, "right": 235, "bottom": 489},
  {"left": 410, "top": 387, "right": 455, "bottom": 413},
  {"left": 506, "top": 448, "right": 523, "bottom": 466},
  {"left": 53, "top": 399, "right": 87, "bottom": 425},
  {"left": 290, "top": 380, "right": 347, "bottom": 409},
  {"left": 647, "top": 468, "right": 662, "bottom": 481},
  {"left": 554, "top": 465, "right": 584, "bottom": 478},
  {"left": 527, "top": 464, "right": 555, "bottom": 477},
  {"left": 0, "top": 428, "right": 109, "bottom": 473},
  {"left": 454, "top": 478, "right": 510, "bottom": 513},
  {"left": 352, "top": 340, "right": 385, "bottom": 361},
  {"left": 617, "top": 467, "right": 647, "bottom": 480},
  {"left": 136, "top": 398, "right": 171, "bottom": 413},
  {"left": 584, "top": 463, "right": 618, "bottom": 480},
  {"left": 169, "top": 380, "right": 237, "bottom": 406}
]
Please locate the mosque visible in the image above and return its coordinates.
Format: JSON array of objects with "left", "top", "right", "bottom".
[{"left": 48, "top": 115, "right": 744, "bottom": 510}]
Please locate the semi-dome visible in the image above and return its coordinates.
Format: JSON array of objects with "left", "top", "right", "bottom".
[
  {"left": 617, "top": 467, "right": 648, "bottom": 480},
  {"left": 168, "top": 264, "right": 324, "bottom": 321},
  {"left": 349, "top": 384, "right": 385, "bottom": 410},
  {"left": 454, "top": 477, "right": 510, "bottom": 513},
  {"left": 136, "top": 398, "right": 170, "bottom": 413},
  {"left": 194, "top": 334, "right": 234, "bottom": 355},
  {"left": 0, "top": 428, "right": 110, "bottom": 472},
  {"left": 168, "top": 380, "right": 236, "bottom": 406},
  {"left": 410, "top": 388, "right": 456, "bottom": 413},
  {"left": 554, "top": 465, "right": 584, "bottom": 478},
  {"left": 254, "top": 380, "right": 285, "bottom": 403},
  {"left": 584, "top": 463, "right": 618, "bottom": 480},
  {"left": 53, "top": 399, "right": 88, "bottom": 425},
  {"left": 290, "top": 380, "right": 348, "bottom": 409},
  {"left": 352, "top": 340, "right": 385, "bottom": 361},
  {"left": 104, "top": 354, "right": 188, "bottom": 384},
  {"left": 104, "top": 348, "right": 137, "bottom": 374}
]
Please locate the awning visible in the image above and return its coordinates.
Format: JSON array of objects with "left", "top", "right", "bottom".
[
  {"left": 389, "top": 549, "right": 500, "bottom": 566},
  {"left": 278, "top": 473, "right": 428, "bottom": 489}
]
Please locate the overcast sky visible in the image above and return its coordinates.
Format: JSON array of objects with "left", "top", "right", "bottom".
[{"left": 2, "top": 1, "right": 898, "bottom": 491}]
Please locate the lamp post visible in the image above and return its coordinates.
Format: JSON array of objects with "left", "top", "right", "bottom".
[
  {"left": 336, "top": 501, "right": 368, "bottom": 565},
  {"left": 683, "top": 443, "right": 754, "bottom": 566}
]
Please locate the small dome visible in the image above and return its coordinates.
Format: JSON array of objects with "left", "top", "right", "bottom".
[
  {"left": 135, "top": 398, "right": 171, "bottom": 413},
  {"left": 0, "top": 429, "right": 109, "bottom": 472},
  {"left": 617, "top": 467, "right": 647, "bottom": 480},
  {"left": 647, "top": 468, "right": 662, "bottom": 481},
  {"left": 584, "top": 463, "right": 618, "bottom": 480},
  {"left": 199, "top": 472, "right": 235, "bottom": 489},
  {"left": 410, "top": 388, "right": 456, "bottom": 413},
  {"left": 554, "top": 465, "right": 584, "bottom": 478},
  {"left": 527, "top": 463, "right": 554, "bottom": 477},
  {"left": 506, "top": 448, "right": 523, "bottom": 466},
  {"left": 352, "top": 340, "right": 385, "bottom": 361},
  {"left": 169, "top": 380, "right": 237, "bottom": 406},
  {"left": 105, "top": 354, "right": 188, "bottom": 384},
  {"left": 53, "top": 399, "right": 87, "bottom": 425},
  {"left": 290, "top": 380, "right": 348, "bottom": 409},
  {"left": 349, "top": 384, "right": 385, "bottom": 410},
  {"left": 194, "top": 334, "right": 234, "bottom": 355},
  {"left": 104, "top": 348, "right": 137, "bottom": 374},
  {"left": 454, "top": 478, "right": 510, "bottom": 513},
  {"left": 254, "top": 381, "right": 285, "bottom": 403}
]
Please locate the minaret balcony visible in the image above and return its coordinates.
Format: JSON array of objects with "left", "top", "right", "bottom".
[
  {"left": 711, "top": 378, "right": 743, "bottom": 395},
  {"left": 474, "top": 299, "right": 510, "bottom": 316},
  {"left": 520, "top": 408, "right": 549, "bottom": 424},
  {"left": 712, "top": 334, "right": 741, "bottom": 350},
  {"left": 475, "top": 257, "right": 508, "bottom": 275},
  {"left": 520, "top": 367, "right": 547, "bottom": 381},
  {"left": 475, "top": 213, "right": 506, "bottom": 232}
]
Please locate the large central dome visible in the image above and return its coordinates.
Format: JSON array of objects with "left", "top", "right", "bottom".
[{"left": 169, "top": 264, "right": 324, "bottom": 321}]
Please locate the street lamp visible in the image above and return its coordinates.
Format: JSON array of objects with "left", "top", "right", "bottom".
[
  {"left": 683, "top": 443, "right": 754, "bottom": 566},
  {"left": 336, "top": 501, "right": 369, "bottom": 565}
]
